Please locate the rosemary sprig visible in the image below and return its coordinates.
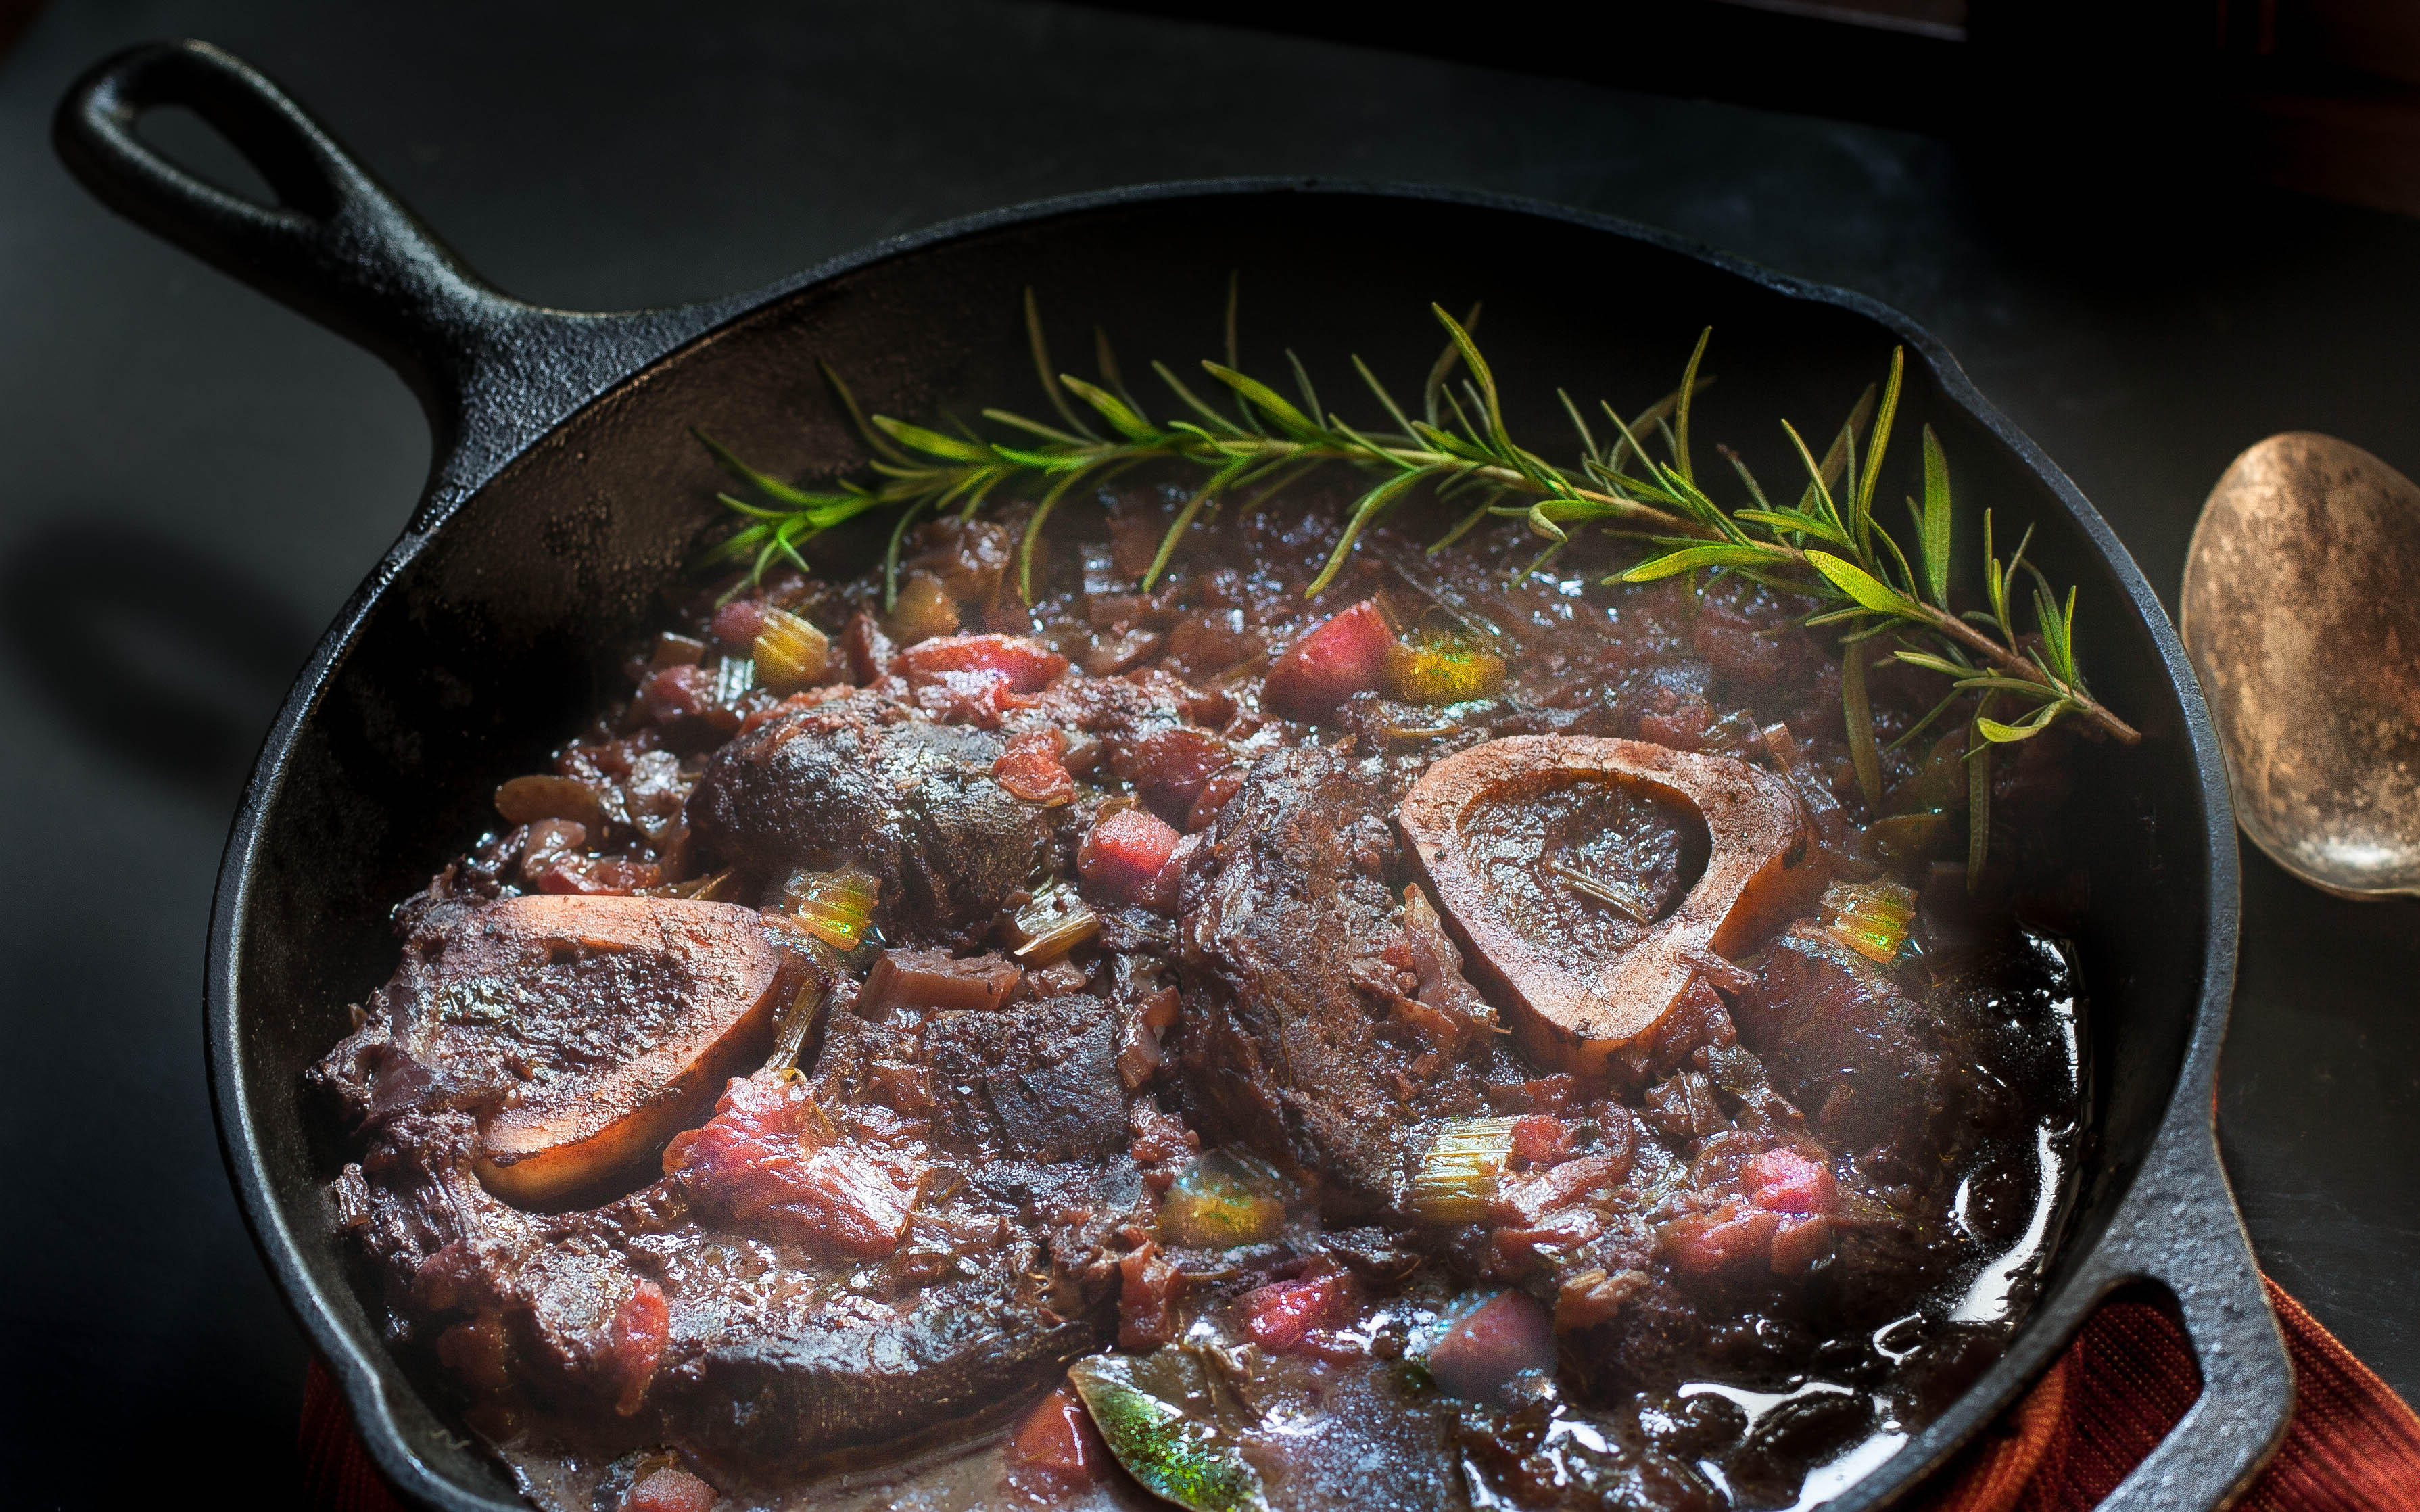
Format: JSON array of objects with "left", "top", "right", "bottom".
[
  {"left": 698, "top": 296, "right": 1699, "bottom": 609},
  {"left": 1599, "top": 346, "right": 2139, "bottom": 756},
  {"left": 698, "top": 296, "right": 2137, "bottom": 756}
]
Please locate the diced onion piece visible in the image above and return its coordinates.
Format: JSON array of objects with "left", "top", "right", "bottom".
[
  {"left": 886, "top": 571, "right": 961, "bottom": 646},
  {"left": 494, "top": 773, "right": 604, "bottom": 829},
  {"left": 1425, "top": 1290, "right": 1557, "bottom": 1401},
  {"left": 1410, "top": 1116, "right": 1521, "bottom": 1224},
  {"left": 1381, "top": 628, "right": 1506, "bottom": 706},
  {"left": 1158, "top": 1150, "right": 1289, "bottom": 1248},
  {"left": 1007, "top": 878, "right": 1099, "bottom": 962},
  {"left": 753, "top": 605, "right": 830, "bottom": 692},
  {"left": 1866, "top": 809, "right": 1954, "bottom": 860},
  {"left": 774, "top": 865, "right": 882, "bottom": 951},
  {"left": 1822, "top": 879, "right": 1917, "bottom": 963}
]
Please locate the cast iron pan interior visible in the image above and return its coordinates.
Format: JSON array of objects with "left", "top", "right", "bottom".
[{"left": 55, "top": 39, "right": 2293, "bottom": 1512}]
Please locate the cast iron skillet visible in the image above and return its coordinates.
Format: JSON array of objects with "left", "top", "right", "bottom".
[{"left": 58, "top": 39, "right": 2292, "bottom": 1512}]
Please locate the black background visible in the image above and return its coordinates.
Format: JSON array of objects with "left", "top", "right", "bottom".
[{"left": 1, "top": 3, "right": 2415, "bottom": 1507}]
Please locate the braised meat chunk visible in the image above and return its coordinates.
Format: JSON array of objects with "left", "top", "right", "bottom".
[
  {"left": 686, "top": 688, "right": 1052, "bottom": 945},
  {"left": 1733, "top": 922, "right": 1954, "bottom": 1156},
  {"left": 1177, "top": 745, "right": 1498, "bottom": 1218}
]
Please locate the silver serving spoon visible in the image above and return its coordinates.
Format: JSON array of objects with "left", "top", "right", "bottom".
[{"left": 2181, "top": 433, "right": 2420, "bottom": 898}]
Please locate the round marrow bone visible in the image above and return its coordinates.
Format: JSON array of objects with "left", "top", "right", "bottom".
[
  {"left": 469, "top": 895, "right": 790, "bottom": 1208},
  {"left": 1399, "top": 736, "right": 1819, "bottom": 1071}
]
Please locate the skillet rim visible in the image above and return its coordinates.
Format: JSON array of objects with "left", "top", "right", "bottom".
[{"left": 198, "top": 175, "right": 2267, "bottom": 1511}]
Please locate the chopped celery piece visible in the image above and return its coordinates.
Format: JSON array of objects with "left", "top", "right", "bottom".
[
  {"left": 1381, "top": 628, "right": 1506, "bottom": 706},
  {"left": 1068, "top": 1352, "right": 1268, "bottom": 1512},
  {"left": 774, "top": 866, "right": 882, "bottom": 951},
  {"left": 1822, "top": 879, "right": 1917, "bottom": 964},
  {"left": 1158, "top": 1150, "right": 1289, "bottom": 1248},
  {"left": 1007, "top": 878, "right": 1099, "bottom": 962},
  {"left": 753, "top": 605, "right": 830, "bottom": 692},
  {"left": 1409, "top": 1116, "right": 1520, "bottom": 1224},
  {"left": 711, "top": 653, "right": 757, "bottom": 705}
]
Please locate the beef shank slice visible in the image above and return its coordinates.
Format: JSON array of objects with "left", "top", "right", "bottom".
[{"left": 312, "top": 893, "right": 786, "bottom": 1208}]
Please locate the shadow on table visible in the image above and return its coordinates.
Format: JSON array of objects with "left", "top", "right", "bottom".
[{"left": 0, "top": 518, "right": 314, "bottom": 800}]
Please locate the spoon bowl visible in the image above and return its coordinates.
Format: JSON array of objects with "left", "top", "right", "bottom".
[{"left": 2181, "top": 431, "right": 2420, "bottom": 899}]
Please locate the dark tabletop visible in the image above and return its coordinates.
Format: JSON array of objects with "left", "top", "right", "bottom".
[{"left": 2, "top": 2, "right": 2415, "bottom": 1507}]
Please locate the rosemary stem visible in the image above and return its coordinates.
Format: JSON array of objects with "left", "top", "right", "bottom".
[{"left": 1920, "top": 603, "right": 2142, "bottom": 745}]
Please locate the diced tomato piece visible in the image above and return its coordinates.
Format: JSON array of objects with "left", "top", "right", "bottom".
[
  {"left": 711, "top": 598, "right": 767, "bottom": 651},
  {"left": 993, "top": 730, "right": 1076, "bottom": 806},
  {"left": 1003, "top": 1385, "right": 1108, "bottom": 1491},
  {"left": 1237, "top": 1269, "right": 1360, "bottom": 1352},
  {"left": 1485, "top": 1207, "right": 1606, "bottom": 1275},
  {"left": 623, "top": 1465, "right": 717, "bottom": 1512},
  {"left": 663, "top": 1072, "right": 921, "bottom": 1262},
  {"left": 1509, "top": 1115, "right": 1573, "bottom": 1168},
  {"left": 639, "top": 663, "right": 713, "bottom": 722},
  {"left": 1264, "top": 600, "right": 1394, "bottom": 719},
  {"left": 1660, "top": 1202, "right": 1782, "bottom": 1274},
  {"left": 602, "top": 1281, "right": 669, "bottom": 1415},
  {"left": 434, "top": 1315, "right": 511, "bottom": 1394},
  {"left": 1078, "top": 807, "right": 1182, "bottom": 905},
  {"left": 1744, "top": 1148, "right": 1837, "bottom": 1216},
  {"left": 1109, "top": 726, "right": 1237, "bottom": 824},
  {"left": 1118, "top": 1241, "right": 1181, "bottom": 1348},
  {"left": 1486, "top": 1074, "right": 1579, "bottom": 1116},
  {"left": 1426, "top": 1291, "right": 1557, "bottom": 1401},
  {"left": 534, "top": 853, "right": 662, "bottom": 896},
  {"left": 1770, "top": 1214, "right": 1834, "bottom": 1275},
  {"left": 909, "top": 670, "right": 1025, "bottom": 728},
  {"left": 1185, "top": 768, "right": 1245, "bottom": 832},
  {"left": 898, "top": 634, "right": 1069, "bottom": 692},
  {"left": 1489, "top": 1154, "right": 1624, "bottom": 1227}
]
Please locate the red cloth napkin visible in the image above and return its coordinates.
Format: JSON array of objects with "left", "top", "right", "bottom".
[{"left": 303, "top": 1276, "right": 2420, "bottom": 1512}]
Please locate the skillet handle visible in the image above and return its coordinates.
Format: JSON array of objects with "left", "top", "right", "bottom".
[
  {"left": 54, "top": 39, "right": 711, "bottom": 529},
  {"left": 2085, "top": 1111, "right": 2295, "bottom": 1510}
]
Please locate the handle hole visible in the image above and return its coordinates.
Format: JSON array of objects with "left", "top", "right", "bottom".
[{"left": 133, "top": 105, "right": 281, "bottom": 212}]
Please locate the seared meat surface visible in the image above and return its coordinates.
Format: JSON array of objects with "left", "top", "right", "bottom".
[
  {"left": 332, "top": 930, "right": 1156, "bottom": 1471},
  {"left": 688, "top": 688, "right": 1052, "bottom": 945}
]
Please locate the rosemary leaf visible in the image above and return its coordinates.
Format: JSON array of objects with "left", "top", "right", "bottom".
[
  {"left": 1308, "top": 467, "right": 1437, "bottom": 598},
  {"left": 698, "top": 298, "right": 2137, "bottom": 748},
  {"left": 1841, "top": 642, "right": 1884, "bottom": 813},
  {"left": 1025, "top": 287, "right": 1097, "bottom": 441},
  {"left": 1920, "top": 425, "right": 1952, "bottom": 607},
  {"left": 1807, "top": 551, "right": 1918, "bottom": 617},
  {"left": 1968, "top": 698, "right": 1995, "bottom": 887},
  {"left": 1672, "top": 327, "right": 1711, "bottom": 486}
]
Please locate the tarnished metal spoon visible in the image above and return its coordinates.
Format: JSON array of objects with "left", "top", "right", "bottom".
[{"left": 2181, "top": 433, "right": 2420, "bottom": 898}]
